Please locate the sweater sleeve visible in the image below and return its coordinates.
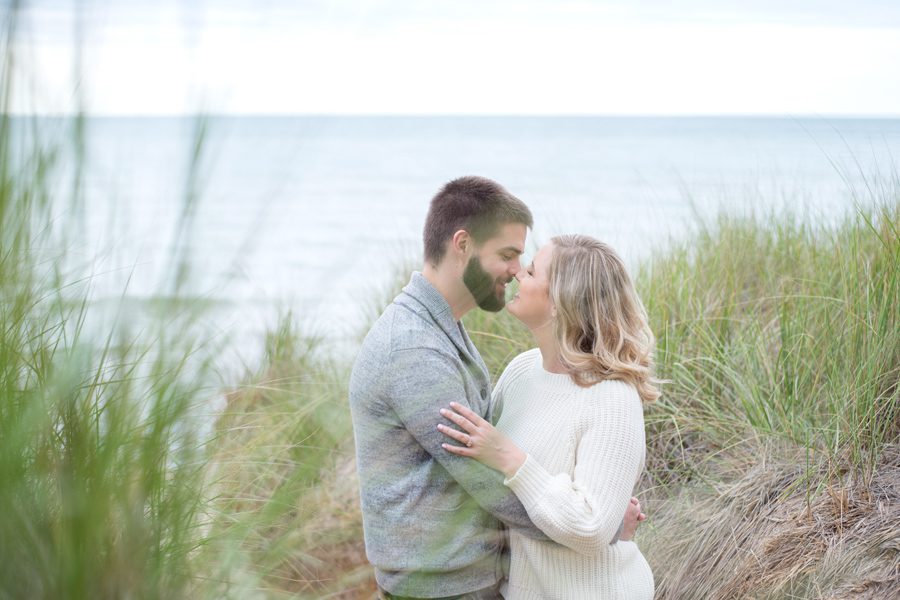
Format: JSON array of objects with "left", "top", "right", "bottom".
[
  {"left": 502, "top": 381, "right": 645, "bottom": 555},
  {"left": 385, "top": 347, "right": 550, "bottom": 541}
]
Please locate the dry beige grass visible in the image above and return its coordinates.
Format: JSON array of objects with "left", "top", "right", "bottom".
[
  {"left": 279, "top": 447, "right": 900, "bottom": 600},
  {"left": 202, "top": 204, "right": 900, "bottom": 598},
  {"left": 206, "top": 357, "right": 897, "bottom": 599},
  {"left": 234, "top": 443, "right": 899, "bottom": 600},
  {"left": 640, "top": 444, "right": 900, "bottom": 599},
  {"left": 277, "top": 455, "right": 375, "bottom": 599},
  {"left": 205, "top": 349, "right": 379, "bottom": 600}
]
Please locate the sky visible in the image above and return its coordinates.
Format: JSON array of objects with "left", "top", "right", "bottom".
[{"left": 6, "top": 0, "right": 900, "bottom": 116}]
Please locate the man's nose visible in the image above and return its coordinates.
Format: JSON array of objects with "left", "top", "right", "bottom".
[{"left": 510, "top": 258, "right": 522, "bottom": 276}]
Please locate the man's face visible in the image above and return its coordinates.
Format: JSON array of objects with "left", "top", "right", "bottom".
[{"left": 462, "top": 223, "right": 527, "bottom": 312}]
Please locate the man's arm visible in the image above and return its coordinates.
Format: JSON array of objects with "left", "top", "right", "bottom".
[{"left": 386, "top": 347, "right": 550, "bottom": 541}]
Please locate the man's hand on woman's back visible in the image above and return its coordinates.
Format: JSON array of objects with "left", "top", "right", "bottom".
[{"left": 620, "top": 497, "right": 647, "bottom": 542}]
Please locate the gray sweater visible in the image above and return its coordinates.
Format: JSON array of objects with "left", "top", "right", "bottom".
[{"left": 349, "top": 272, "right": 547, "bottom": 597}]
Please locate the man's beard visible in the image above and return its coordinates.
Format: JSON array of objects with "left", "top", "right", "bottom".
[{"left": 463, "top": 255, "right": 507, "bottom": 312}]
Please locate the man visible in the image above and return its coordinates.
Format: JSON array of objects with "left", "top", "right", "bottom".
[{"left": 350, "top": 176, "right": 641, "bottom": 599}]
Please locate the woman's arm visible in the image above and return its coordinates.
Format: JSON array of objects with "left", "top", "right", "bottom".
[
  {"left": 439, "top": 385, "right": 646, "bottom": 553},
  {"left": 438, "top": 402, "right": 527, "bottom": 477}
]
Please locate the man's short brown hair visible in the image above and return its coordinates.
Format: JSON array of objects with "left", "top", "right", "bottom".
[{"left": 423, "top": 176, "right": 533, "bottom": 265}]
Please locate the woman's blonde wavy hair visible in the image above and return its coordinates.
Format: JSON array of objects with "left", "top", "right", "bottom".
[{"left": 548, "top": 235, "right": 660, "bottom": 403}]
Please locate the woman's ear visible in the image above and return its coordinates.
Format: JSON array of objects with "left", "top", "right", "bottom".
[{"left": 551, "top": 304, "right": 557, "bottom": 318}]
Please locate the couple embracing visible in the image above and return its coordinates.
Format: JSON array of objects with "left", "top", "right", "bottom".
[{"left": 350, "top": 176, "right": 657, "bottom": 599}]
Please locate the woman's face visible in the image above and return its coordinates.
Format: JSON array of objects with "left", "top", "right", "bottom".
[{"left": 507, "top": 242, "right": 555, "bottom": 328}]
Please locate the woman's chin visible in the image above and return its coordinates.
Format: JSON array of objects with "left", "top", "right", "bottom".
[{"left": 505, "top": 301, "right": 525, "bottom": 322}]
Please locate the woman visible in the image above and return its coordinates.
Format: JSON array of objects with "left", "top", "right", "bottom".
[{"left": 437, "top": 235, "right": 658, "bottom": 599}]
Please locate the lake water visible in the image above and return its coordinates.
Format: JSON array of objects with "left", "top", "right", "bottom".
[{"left": 24, "top": 116, "right": 900, "bottom": 370}]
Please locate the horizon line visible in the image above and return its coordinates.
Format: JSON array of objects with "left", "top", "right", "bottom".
[{"left": 4, "top": 111, "right": 900, "bottom": 119}]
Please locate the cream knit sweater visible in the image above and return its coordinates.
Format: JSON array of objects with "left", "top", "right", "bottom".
[{"left": 494, "top": 349, "right": 654, "bottom": 600}]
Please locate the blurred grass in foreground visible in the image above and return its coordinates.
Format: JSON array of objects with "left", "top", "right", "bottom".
[
  {"left": 0, "top": 7, "right": 237, "bottom": 594},
  {"left": 3, "top": 96, "right": 897, "bottom": 596},
  {"left": 3, "top": 4, "right": 898, "bottom": 593},
  {"left": 0, "top": 91, "right": 217, "bottom": 600}
]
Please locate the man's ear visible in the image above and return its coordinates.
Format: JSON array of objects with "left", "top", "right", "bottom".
[{"left": 450, "top": 229, "right": 472, "bottom": 257}]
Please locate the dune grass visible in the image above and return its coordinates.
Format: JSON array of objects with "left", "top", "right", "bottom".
[
  {"left": 0, "top": 124, "right": 214, "bottom": 599},
  {"left": 639, "top": 201, "right": 899, "bottom": 474},
  {"left": 3, "top": 94, "right": 897, "bottom": 597},
  {"left": 458, "top": 196, "right": 900, "bottom": 599},
  {"left": 631, "top": 198, "right": 899, "bottom": 598},
  {"left": 0, "top": 154, "right": 362, "bottom": 596},
  {"left": 466, "top": 198, "right": 898, "bottom": 473},
  {"left": 6, "top": 157, "right": 899, "bottom": 600},
  {"left": 3, "top": 11, "right": 897, "bottom": 593},
  {"left": 204, "top": 313, "right": 370, "bottom": 599},
  {"left": 0, "top": 15, "right": 229, "bottom": 594}
]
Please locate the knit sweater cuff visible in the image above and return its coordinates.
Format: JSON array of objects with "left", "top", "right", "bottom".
[{"left": 503, "top": 453, "right": 550, "bottom": 505}]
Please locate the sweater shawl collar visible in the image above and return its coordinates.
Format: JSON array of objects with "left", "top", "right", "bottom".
[{"left": 396, "top": 272, "right": 490, "bottom": 385}]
